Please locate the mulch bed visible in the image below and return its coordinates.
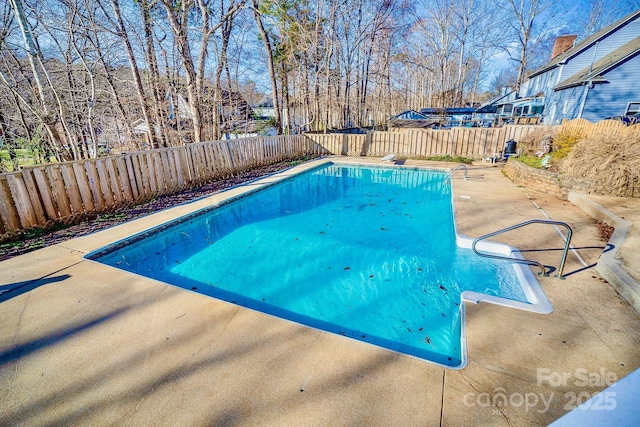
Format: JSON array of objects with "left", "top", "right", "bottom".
[
  {"left": 597, "top": 220, "right": 615, "bottom": 242},
  {"left": 1, "top": 159, "right": 314, "bottom": 262}
]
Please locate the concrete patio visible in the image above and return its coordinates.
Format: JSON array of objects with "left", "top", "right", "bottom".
[{"left": 1, "top": 157, "right": 639, "bottom": 426}]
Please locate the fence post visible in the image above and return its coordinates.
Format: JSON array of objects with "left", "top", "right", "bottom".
[{"left": 362, "top": 131, "right": 372, "bottom": 156}]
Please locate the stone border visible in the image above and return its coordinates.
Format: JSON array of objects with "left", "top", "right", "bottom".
[
  {"left": 568, "top": 191, "right": 640, "bottom": 313},
  {"left": 504, "top": 160, "right": 639, "bottom": 199}
]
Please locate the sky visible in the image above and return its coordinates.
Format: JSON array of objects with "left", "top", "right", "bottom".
[{"left": 483, "top": 0, "right": 639, "bottom": 90}]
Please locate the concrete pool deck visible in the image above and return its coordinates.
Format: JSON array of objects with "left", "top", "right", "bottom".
[{"left": 1, "top": 157, "right": 639, "bottom": 426}]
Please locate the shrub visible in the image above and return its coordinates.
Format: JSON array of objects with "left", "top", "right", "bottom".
[
  {"left": 516, "top": 154, "right": 545, "bottom": 169},
  {"left": 551, "top": 129, "right": 585, "bottom": 159},
  {"left": 426, "top": 154, "right": 473, "bottom": 164}
]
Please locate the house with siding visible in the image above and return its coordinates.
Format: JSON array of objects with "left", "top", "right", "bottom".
[{"left": 517, "top": 8, "right": 640, "bottom": 124}]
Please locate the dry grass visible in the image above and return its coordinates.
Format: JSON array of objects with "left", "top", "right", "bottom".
[
  {"left": 560, "top": 131, "right": 640, "bottom": 191},
  {"left": 515, "top": 123, "right": 639, "bottom": 195},
  {"left": 517, "top": 126, "right": 557, "bottom": 156}
]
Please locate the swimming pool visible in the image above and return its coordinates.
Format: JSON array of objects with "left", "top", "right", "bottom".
[{"left": 86, "top": 160, "right": 552, "bottom": 368}]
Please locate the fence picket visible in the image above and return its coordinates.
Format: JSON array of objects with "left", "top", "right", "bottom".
[
  {"left": 116, "top": 157, "right": 134, "bottom": 201},
  {"left": 152, "top": 151, "right": 166, "bottom": 193},
  {"left": 20, "top": 169, "right": 46, "bottom": 224},
  {"left": 105, "top": 158, "right": 123, "bottom": 204},
  {"left": 0, "top": 175, "right": 21, "bottom": 232},
  {"left": 6, "top": 174, "right": 37, "bottom": 227},
  {"left": 59, "top": 164, "right": 84, "bottom": 214},
  {"left": 32, "top": 167, "right": 58, "bottom": 219},
  {"left": 133, "top": 154, "right": 149, "bottom": 196},
  {"left": 205, "top": 144, "right": 218, "bottom": 176},
  {"left": 73, "top": 162, "right": 95, "bottom": 213},
  {"left": 95, "top": 160, "right": 115, "bottom": 208},
  {"left": 159, "top": 150, "right": 174, "bottom": 190},
  {"left": 84, "top": 161, "right": 105, "bottom": 210},
  {"left": 48, "top": 166, "right": 73, "bottom": 217},
  {"left": 145, "top": 152, "right": 158, "bottom": 193},
  {"left": 172, "top": 149, "right": 185, "bottom": 187},
  {"left": 124, "top": 156, "right": 139, "bottom": 200}
]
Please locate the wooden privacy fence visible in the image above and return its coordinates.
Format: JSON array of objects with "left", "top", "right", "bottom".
[
  {"left": 0, "top": 135, "right": 322, "bottom": 237},
  {"left": 559, "top": 117, "right": 640, "bottom": 137},
  {"left": 306, "top": 125, "right": 540, "bottom": 158},
  {"left": 0, "top": 124, "right": 552, "bottom": 237}
]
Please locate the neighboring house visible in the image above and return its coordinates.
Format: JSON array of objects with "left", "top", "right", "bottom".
[
  {"left": 389, "top": 110, "right": 441, "bottom": 129},
  {"left": 220, "top": 120, "right": 277, "bottom": 140},
  {"left": 392, "top": 110, "right": 430, "bottom": 120},
  {"left": 518, "top": 9, "right": 640, "bottom": 124},
  {"left": 389, "top": 106, "right": 496, "bottom": 129},
  {"left": 420, "top": 107, "right": 476, "bottom": 122},
  {"left": 253, "top": 101, "right": 275, "bottom": 120},
  {"left": 475, "top": 91, "right": 517, "bottom": 122}
]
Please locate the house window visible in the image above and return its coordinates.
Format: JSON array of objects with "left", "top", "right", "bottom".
[
  {"left": 563, "top": 100, "right": 569, "bottom": 114},
  {"left": 625, "top": 102, "right": 640, "bottom": 115}
]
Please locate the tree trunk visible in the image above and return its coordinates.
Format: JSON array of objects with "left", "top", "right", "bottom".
[
  {"left": 251, "top": 0, "right": 282, "bottom": 135},
  {"left": 109, "top": 0, "right": 158, "bottom": 148},
  {"left": 140, "top": 0, "right": 168, "bottom": 147},
  {"left": 8, "top": 0, "right": 70, "bottom": 157},
  {"left": 212, "top": 14, "right": 234, "bottom": 140}
]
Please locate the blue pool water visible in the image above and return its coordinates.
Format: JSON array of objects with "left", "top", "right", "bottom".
[{"left": 88, "top": 163, "right": 533, "bottom": 367}]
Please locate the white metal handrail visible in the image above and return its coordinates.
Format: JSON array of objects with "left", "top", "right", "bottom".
[
  {"left": 445, "top": 164, "right": 468, "bottom": 182},
  {"left": 472, "top": 219, "right": 573, "bottom": 279}
]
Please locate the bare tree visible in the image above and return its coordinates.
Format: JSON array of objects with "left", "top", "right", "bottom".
[
  {"left": 503, "top": 0, "right": 557, "bottom": 92},
  {"left": 138, "top": 0, "right": 169, "bottom": 147},
  {"left": 6, "top": 0, "right": 74, "bottom": 160},
  {"left": 80, "top": 0, "right": 136, "bottom": 149},
  {"left": 572, "top": 0, "right": 624, "bottom": 39},
  {"left": 160, "top": 0, "right": 245, "bottom": 143},
  {"left": 251, "top": 0, "right": 283, "bottom": 134},
  {"left": 103, "top": 0, "right": 158, "bottom": 148},
  {"left": 414, "top": 0, "right": 462, "bottom": 107},
  {"left": 1, "top": 0, "right": 604, "bottom": 163}
]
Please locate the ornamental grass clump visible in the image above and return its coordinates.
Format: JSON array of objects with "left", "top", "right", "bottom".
[{"left": 560, "top": 131, "right": 640, "bottom": 193}]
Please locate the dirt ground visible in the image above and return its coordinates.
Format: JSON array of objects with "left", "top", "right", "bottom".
[{"left": 0, "top": 158, "right": 314, "bottom": 261}]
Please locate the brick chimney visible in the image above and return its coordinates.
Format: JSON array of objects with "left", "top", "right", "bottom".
[{"left": 551, "top": 35, "right": 577, "bottom": 60}]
